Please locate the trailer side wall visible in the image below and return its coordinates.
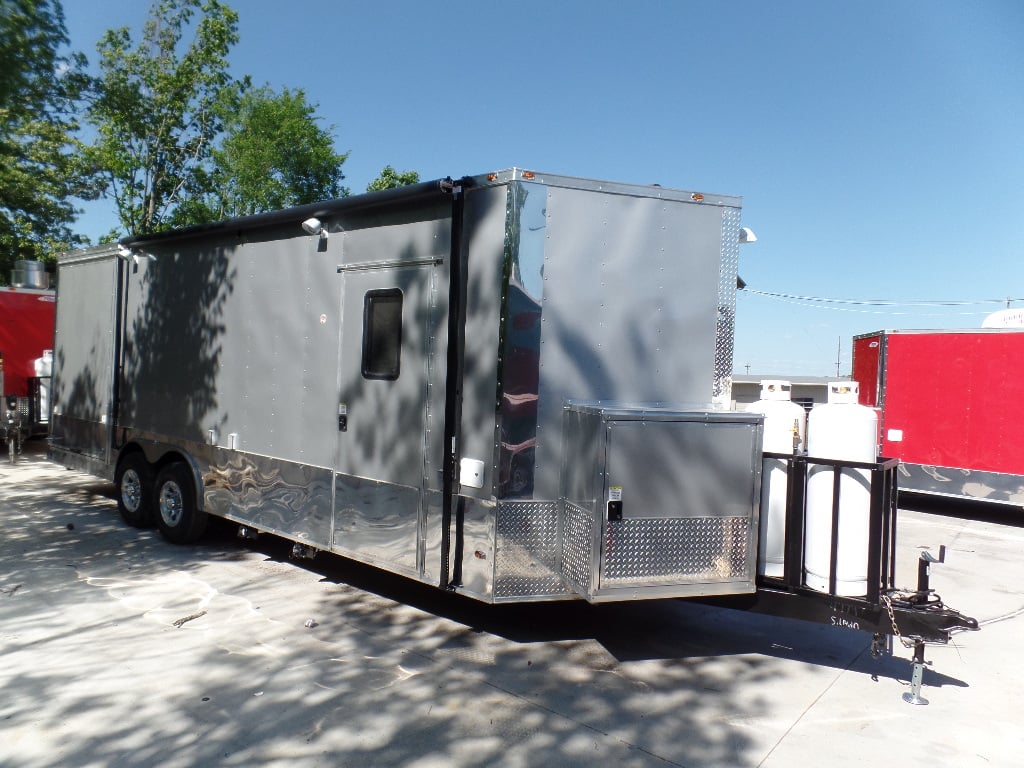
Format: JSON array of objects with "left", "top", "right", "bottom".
[
  {"left": 50, "top": 248, "right": 119, "bottom": 470},
  {"left": 854, "top": 328, "right": 1024, "bottom": 503},
  {"left": 878, "top": 331, "right": 1024, "bottom": 475}
]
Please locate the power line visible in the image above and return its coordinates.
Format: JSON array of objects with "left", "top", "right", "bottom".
[
  {"left": 742, "top": 288, "right": 1022, "bottom": 307},
  {"left": 740, "top": 288, "right": 1024, "bottom": 316}
]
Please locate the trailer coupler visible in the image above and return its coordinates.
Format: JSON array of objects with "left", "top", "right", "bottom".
[{"left": 879, "top": 587, "right": 979, "bottom": 641}]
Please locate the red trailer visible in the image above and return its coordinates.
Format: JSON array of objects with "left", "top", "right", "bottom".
[
  {"left": 1, "top": 280, "right": 56, "bottom": 455},
  {"left": 852, "top": 328, "right": 1024, "bottom": 506},
  {"left": 0, "top": 286, "right": 56, "bottom": 399}
]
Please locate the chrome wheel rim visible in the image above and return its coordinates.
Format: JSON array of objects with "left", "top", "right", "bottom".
[
  {"left": 121, "top": 469, "right": 143, "bottom": 513},
  {"left": 158, "top": 480, "right": 184, "bottom": 527}
]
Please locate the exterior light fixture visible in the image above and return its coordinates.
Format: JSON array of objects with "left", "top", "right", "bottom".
[{"left": 302, "top": 217, "right": 329, "bottom": 250}]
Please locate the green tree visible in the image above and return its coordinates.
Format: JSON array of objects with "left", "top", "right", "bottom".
[
  {"left": 0, "top": 0, "right": 87, "bottom": 283},
  {"left": 79, "top": 0, "right": 241, "bottom": 236},
  {"left": 367, "top": 165, "right": 420, "bottom": 193},
  {"left": 202, "top": 85, "right": 349, "bottom": 219}
]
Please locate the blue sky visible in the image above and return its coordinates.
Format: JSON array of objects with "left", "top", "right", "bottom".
[{"left": 61, "top": 1, "right": 1024, "bottom": 376}]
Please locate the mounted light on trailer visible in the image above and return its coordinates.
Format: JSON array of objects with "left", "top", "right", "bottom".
[
  {"left": 691, "top": 193, "right": 704, "bottom": 202},
  {"left": 301, "top": 217, "right": 325, "bottom": 237},
  {"left": 301, "top": 217, "right": 329, "bottom": 250},
  {"left": 116, "top": 245, "right": 156, "bottom": 267}
]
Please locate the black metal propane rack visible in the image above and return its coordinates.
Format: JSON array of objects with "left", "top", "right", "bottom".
[
  {"left": 3, "top": 377, "right": 49, "bottom": 437},
  {"left": 705, "top": 452, "right": 979, "bottom": 705}
]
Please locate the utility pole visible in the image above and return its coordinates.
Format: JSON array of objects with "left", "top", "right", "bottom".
[{"left": 836, "top": 336, "right": 841, "bottom": 377}]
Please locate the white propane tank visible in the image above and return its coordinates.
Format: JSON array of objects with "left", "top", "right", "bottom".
[
  {"left": 34, "top": 350, "right": 53, "bottom": 424},
  {"left": 33, "top": 349, "right": 52, "bottom": 377},
  {"left": 804, "top": 381, "right": 878, "bottom": 596},
  {"left": 746, "top": 380, "right": 806, "bottom": 577}
]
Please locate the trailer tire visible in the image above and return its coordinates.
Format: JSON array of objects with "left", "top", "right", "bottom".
[
  {"left": 115, "top": 453, "right": 155, "bottom": 527},
  {"left": 154, "top": 462, "right": 207, "bottom": 544}
]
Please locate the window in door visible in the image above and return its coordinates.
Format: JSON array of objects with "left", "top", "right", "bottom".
[{"left": 361, "top": 289, "right": 403, "bottom": 380}]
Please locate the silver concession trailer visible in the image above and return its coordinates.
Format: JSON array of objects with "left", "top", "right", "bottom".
[
  {"left": 51, "top": 170, "right": 760, "bottom": 603},
  {"left": 50, "top": 169, "right": 976, "bottom": 699}
]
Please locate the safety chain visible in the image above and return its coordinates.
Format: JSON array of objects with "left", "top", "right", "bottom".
[{"left": 881, "top": 591, "right": 921, "bottom": 649}]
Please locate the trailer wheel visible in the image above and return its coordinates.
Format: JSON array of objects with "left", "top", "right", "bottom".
[
  {"left": 154, "top": 463, "right": 207, "bottom": 544},
  {"left": 115, "top": 453, "right": 155, "bottom": 527}
]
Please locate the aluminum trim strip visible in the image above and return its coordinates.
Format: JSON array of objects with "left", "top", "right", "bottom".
[{"left": 336, "top": 257, "right": 443, "bottom": 273}]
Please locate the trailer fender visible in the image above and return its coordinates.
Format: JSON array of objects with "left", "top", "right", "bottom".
[
  {"left": 156, "top": 451, "right": 206, "bottom": 516},
  {"left": 119, "top": 441, "right": 206, "bottom": 515}
]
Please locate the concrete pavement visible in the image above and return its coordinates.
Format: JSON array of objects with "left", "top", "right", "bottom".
[{"left": 1, "top": 443, "right": 1021, "bottom": 767}]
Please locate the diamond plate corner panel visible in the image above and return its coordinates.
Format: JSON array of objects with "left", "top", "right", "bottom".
[
  {"left": 714, "top": 208, "right": 742, "bottom": 403},
  {"left": 601, "top": 516, "right": 751, "bottom": 587},
  {"left": 562, "top": 501, "right": 593, "bottom": 595},
  {"left": 494, "top": 501, "right": 570, "bottom": 598}
]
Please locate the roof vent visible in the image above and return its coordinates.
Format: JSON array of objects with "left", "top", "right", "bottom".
[{"left": 11, "top": 260, "right": 49, "bottom": 290}]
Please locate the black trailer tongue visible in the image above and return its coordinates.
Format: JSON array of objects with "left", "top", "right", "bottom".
[{"left": 701, "top": 453, "right": 979, "bottom": 705}]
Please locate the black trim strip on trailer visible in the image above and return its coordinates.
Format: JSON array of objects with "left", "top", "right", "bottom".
[
  {"left": 111, "top": 255, "right": 127, "bottom": 452},
  {"left": 439, "top": 177, "right": 472, "bottom": 590},
  {"left": 120, "top": 179, "right": 457, "bottom": 249}
]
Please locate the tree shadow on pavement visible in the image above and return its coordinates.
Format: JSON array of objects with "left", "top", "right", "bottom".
[{"left": 0, "top": 454, "right": 967, "bottom": 768}]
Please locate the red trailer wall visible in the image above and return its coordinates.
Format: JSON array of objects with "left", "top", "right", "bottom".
[
  {"left": 875, "top": 331, "right": 1024, "bottom": 475},
  {"left": 0, "top": 288, "right": 56, "bottom": 397}
]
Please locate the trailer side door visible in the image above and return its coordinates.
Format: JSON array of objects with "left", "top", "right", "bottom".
[{"left": 332, "top": 214, "right": 450, "bottom": 578}]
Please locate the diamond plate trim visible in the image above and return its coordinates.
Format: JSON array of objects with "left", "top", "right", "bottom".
[
  {"left": 494, "top": 501, "right": 568, "bottom": 598},
  {"left": 601, "top": 516, "right": 751, "bottom": 587},
  {"left": 714, "top": 208, "right": 742, "bottom": 404},
  {"left": 562, "top": 501, "right": 593, "bottom": 595}
]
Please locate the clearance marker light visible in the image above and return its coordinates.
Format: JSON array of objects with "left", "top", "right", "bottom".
[{"left": 691, "top": 192, "right": 704, "bottom": 202}]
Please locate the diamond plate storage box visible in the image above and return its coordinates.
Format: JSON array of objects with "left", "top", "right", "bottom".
[{"left": 561, "top": 404, "right": 763, "bottom": 602}]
